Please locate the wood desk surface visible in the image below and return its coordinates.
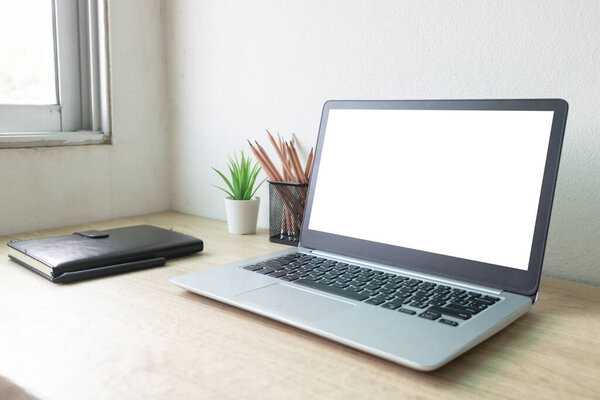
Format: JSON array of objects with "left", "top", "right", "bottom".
[{"left": 0, "top": 212, "right": 598, "bottom": 400}]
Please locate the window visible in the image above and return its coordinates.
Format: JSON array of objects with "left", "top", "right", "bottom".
[{"left": 0, "top": 0, "right": 110, "bottom": 148}]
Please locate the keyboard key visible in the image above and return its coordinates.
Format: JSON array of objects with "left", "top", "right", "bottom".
[
  {"left": 398, "top": 308, "right": 416, "bottom": 315},
  {"left": 412, "top": 294, "right": 431, "bottom": 301},
  {"left": 417, "top": 283, "right": 435, "bottom": 290},
  {"left": 294, "top": 279, "right": 370, "bottom": 301},
  {"left": 409, "top": 302, "right": 428, "bottom": 309},
  {"left": 281, "top": 275, "right": 300, "bottom": 282},
  {"left": 427, "top": 305, "right": 471, "bottom": 320},
  {"left": 335, "top": 277, "right": 352, "bottom": 284},
  {"left": 257, "top": 268, "right": 275, "bottom": 275},
  {"left": 243, "top": 265, "right": 262, "bottom": 271},
  {"left": 332, "top": 282, "right": 349, "bottom": 288},
  {"left": 270, "top": 271, "right": 287, "bottom": 278},
  {"left": 366, "top": 296, "right": 387, "bottom": 305},
  {"left": 358, "top": 290, "right": 375, "bottom": 297},
  {"left": 482, "top": 295, "right": 500, "bottom": 302},
  {"left": 346, "top": 285, "right": 363, "bottom": 292},
  {"left": 472, "top": 298, "right": 494, "bottom": 306},
  {"left": 350, "top": 280, "right": 368, "bottom": 287},
  {"left": 467, "top": 302, "right": 488, "bottom": 311},
  {"left": 365, "top": 284, "right": 381, "bottom": 291},
  {"left": 445, "top": 303, "right": 482, "bottom": 314},
  {"left": 439, "top": 318, "right": 459, "bottom": 326},
  {"left": 381, "top": 301, "right": 402, "bottom": 310},
  {"left": 428, "top": 300, "right": 446, "bottom": 306},
  {"left": 418, "top": 311, "right": 441, "bottom": 321}
]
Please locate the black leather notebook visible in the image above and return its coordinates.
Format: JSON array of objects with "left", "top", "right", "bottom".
[{"left": 7, "top": 225, "right": 203, "bottom": 283}]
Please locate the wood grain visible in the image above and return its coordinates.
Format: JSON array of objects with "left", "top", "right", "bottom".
[{"left": 0, "top": 212, "right": 598, "bottom": 400}]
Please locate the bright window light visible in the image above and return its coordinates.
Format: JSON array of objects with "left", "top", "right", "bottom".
[{"left": 0, "top": 0, "right": 57, "bottom": 105}]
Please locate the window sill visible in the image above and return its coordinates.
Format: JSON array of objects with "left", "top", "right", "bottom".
[{"left": 0, "top": 131, "right": 110, "bottom": 149}]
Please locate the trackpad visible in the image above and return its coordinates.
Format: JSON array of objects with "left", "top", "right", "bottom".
[{"left": 236, "top": 283, "right": 355, "bottom": 322}]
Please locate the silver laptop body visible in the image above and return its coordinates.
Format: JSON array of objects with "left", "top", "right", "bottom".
[{"left": 171, "top": 99, "right": 568, "bottom": 370}]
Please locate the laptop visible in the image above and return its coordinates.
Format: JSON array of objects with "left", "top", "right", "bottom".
[{"left": 171, "top": 99, "right": 568, "bottom": 371}]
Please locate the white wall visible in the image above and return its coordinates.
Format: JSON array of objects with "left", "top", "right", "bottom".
[
  {"left": 165, "top": 0, "right": 600, "bottom": 285},
  {"left": 0, "top": 0, "right": 170, "bottom": 236}
]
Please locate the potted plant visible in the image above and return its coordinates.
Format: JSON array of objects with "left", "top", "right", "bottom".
[{"left": 213, "top": 151, "right": 266, "bottom": 234}]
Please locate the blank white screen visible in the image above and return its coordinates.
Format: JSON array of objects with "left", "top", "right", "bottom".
[{"left": 308, "top": 109, "right": 554, "bottom": 271}]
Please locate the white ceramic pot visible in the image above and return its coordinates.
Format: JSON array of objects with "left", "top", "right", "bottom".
[{"left": 224, "top": 197, "right": 260, "bottom": 234}]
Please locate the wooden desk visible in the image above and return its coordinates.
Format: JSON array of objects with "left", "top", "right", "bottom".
[{"left": 1, "top": 212, "right": 598, "bottom": 400}]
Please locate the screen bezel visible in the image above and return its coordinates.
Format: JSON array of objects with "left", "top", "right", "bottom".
[{"left": 299, "top": 99, "right": 568, "bottom": 296}]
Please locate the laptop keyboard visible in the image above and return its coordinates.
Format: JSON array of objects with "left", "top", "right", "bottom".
[{"left": 243, "top": 253, "right": 501, "bottom": 326}]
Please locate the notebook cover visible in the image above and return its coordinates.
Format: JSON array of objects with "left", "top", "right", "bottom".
[{"left": 7, "top": 225, "right": 203, "bottom": 279}]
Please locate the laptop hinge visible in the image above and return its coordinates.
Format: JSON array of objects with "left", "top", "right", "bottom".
[{"left": 307, "top": 249, "right": 503, "bottom": 295}]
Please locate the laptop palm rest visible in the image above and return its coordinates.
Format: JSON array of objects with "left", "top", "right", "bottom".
[{"left": 236, "top": 283, "right": 355, "bottom": 322}]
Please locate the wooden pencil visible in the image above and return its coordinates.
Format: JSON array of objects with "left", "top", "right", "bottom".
[
  {"left": 288, "top": 142, "right": 307, "bottom": 184},
  {"left": 266, "top": 130, "right": 294, "bottom": 181},
  {"left": 254, "top": 141, "right": 283, "bottom": 182},
  {"left": 282, "top": 143, "right": 301, "bottom": 183},
  {"left": 304, "top": 147, "right": 314, "bottom": 180},
  {"left": 247, "top": 141, "right": 277, "bottom": 180}
]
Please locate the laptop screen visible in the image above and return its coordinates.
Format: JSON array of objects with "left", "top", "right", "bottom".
[{"left": 307, "top": 108, "right": 554, "bottom": 271}]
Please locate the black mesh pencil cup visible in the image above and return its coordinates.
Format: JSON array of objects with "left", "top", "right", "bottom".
[{"left": 268, "top": 181, "right": 309, "bottom": 246}]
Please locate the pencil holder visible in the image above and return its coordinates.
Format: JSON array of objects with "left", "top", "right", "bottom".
[{"left": 268, "top": 181, "right": 309, "bottom": 246}]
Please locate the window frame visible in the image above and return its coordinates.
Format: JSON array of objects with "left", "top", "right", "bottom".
[{"left": 0, "top": 0, "right": 110, "bottom": 148}]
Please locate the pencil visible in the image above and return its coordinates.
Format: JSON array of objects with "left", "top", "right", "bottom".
[
  {"left": 254, "top": 141, "right": 283, "bottom": 182},
  {"left": 304, "top": 147, "right": 313, "bottom": 180},
  {"left": 248, "top": 141, "right": 276, "bottom": 180},
  {"left": 266, "top": 130, "right": 294, "bottom": 181},
  {"left": 288, "top": 142, "right": 307, "bottom": 184},
  {"left": 282, "top": 143, "right": 300, "bottom": 183}
]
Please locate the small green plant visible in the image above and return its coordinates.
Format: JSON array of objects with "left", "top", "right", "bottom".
[{"left": 212, "top": 151, "right": 266, "bottom": 200}]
